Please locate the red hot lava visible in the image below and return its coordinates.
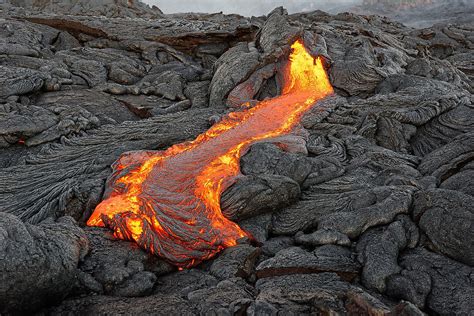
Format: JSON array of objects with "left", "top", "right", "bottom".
[{"left": 87, "top": 40, "right": 334, "bottom": 267}]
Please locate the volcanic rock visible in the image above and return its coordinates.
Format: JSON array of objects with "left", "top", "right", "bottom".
[
  {"left": 209, "top": 244, "right": 260, "bottom": 280},
  {"left": 238, "top": 213, "right": 273, "bottom": 243},
  {"left": 256, "top": 245, "right": 360, "bottom": 281},
  {"left": 187, "top": 278, "right": 256, "bottom": 315},
  {"left": 253, "top": 273, "right": 351, "bottom": 314},
  {"left": 0, "top": 108, "right": 216, "bottom": 224},
  {"left": 252, "top": 273, "right": 416, "bottom": 315},
  {"left": 386, "top": 248, "right": 474, "bottom": 315},
  {"left": 76, "top": 228, "right": 174, "bottom": 297},
  {"left": 0, "top": 213, "right": 88, "bottom": 314},
  {"left": 0, "top": 0, "right": 472, "bottom": 314},
  {"left": 154, "top": 269, "right": 218, "bottom": 297},
  {"left": 413, "top": 189, "right": 474, "bottom": 265},
  {"left": 356, "top": 0, "right": 474, "bottom": 28},
  {"left": 2, "top": 0, "right": 163, "bottom": 18},
  {"left": 356, "top": 215, "right": 419, "bottom": 292},
  {"left": 240, "top": 142, "right": 313, "bottom": 184},
  {"left": 47, "top": 294, "right": 196, "bottom": 315},
  {"left": 209, "top": 42, "right": 261, "bottom": 108},
  {"left": 295, "top": 229, "right": 351, "bottom": 247},
  {"left": 260, "top": 236, "right": 295, "bottom": 257},
  {"left": 221, "top": 174, "right": 301, "bottom": 221}
]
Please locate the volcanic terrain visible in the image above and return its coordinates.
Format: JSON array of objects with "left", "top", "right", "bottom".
[{"left": 0, "top": 0, "right": 472, "bottom": 315}]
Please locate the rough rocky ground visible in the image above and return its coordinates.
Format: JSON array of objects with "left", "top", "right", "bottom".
[
  {"left": 352, "top": 0, "right": 474, "bottom": 28},
  {"left": 0, "top": 1, "right": 473, "bottom": 315}
]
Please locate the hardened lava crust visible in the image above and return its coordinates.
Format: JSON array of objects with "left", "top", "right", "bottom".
[{"left": 0, "top": 1, "right": 472, "bottom": 315}]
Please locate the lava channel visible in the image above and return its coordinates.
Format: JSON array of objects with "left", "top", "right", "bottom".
[{"left": 87, "top": 40, "right": 334, "bottom": 268}]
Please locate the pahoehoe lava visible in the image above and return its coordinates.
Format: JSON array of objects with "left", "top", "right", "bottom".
[
  {"left": 1, "top": 1, "right": 473, "bottom": 314},
  {"left": 87, "top": 41, "right": 334, "bottom": 267}
]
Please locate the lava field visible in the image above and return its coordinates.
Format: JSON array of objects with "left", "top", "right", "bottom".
[{"left": 0, "top": 1, "right": 473, "bottom": 315}]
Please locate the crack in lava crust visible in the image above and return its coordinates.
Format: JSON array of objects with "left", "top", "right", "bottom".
[{"left": 87, "top": 40, "right": 334, "bottom": 267}]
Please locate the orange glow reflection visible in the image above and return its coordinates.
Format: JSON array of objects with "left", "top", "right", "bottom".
[{"left": 87, "top": 40, "right": 333, "bottom": 267}]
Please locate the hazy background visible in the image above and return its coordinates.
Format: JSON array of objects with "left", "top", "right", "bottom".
[{"left": 143, "top": 0, "right": 362, "bottom": 16}]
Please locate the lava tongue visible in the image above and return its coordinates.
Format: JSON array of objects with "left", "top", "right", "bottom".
[{"left": 87, "top": 40, "right": 334, "bottom": 267}]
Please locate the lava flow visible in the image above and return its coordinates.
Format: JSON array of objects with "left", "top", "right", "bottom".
[{"left": 87, "top": 40, "right": 334, "bottom": 267}]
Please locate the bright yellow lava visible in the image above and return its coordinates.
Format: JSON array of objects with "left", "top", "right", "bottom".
[{"left": 87, "top": 40, "right": 334, "bottom": 267}]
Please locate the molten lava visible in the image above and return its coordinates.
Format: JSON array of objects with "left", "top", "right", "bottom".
[{"left": 87, "top": 40, "right": 334, "bottom": 267}]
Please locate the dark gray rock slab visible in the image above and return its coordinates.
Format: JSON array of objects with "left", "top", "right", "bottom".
[
  {"left": 256, "top": 245, "right": 360, "bottom": 281},
  {"left": 258, "top": 7, "right": 301, "bottom": 58},
  {"left": 440, "top": 166, "right": 474, "bottom": 196},
  {"left": 272, "top": 135, "right": 421, "bottom": 236},
  {"left": 35, "top": 89, "right": 139, "bottom": 125},
  {"left": 413, "top": 188, "right": 474, "bottom": 265},
  {"left": 0, "top": 213, "right": 88, "bottom": 314},
  {"left": 184, "top": 80, "right": 210, "bottom": 108},
  {"left": 209, "top": 42, "right": 260, "bottom": 108},
  {"left": 253, "top": 272, "right": 403, "bottom": 315},
  {"left": 411, "top": 103, "right": 473, "bottom": 157},
  {"left": 273, "top": 184, "right": 414, "bottom": 238},
  {"left": 5, "top": 0, "right": 164, "bottom": 18},
  {"left": 253, "top": 273, "right": 350, "bottom": 315},
  {"left": 187, "top": 278, "right": 256, "bottom": 315},
  {"left": 386, "top": 248, "right": 473, "bottom": 315},
  {"left": 329, "top": 42, "right": 385, "bottom": 96},
  {"left": 238, "top": 213, "right": 272, "bottom": 243},
  {"left": 77, "top": 227, "right": 173, "bottom": 297},
  {"left": 209, "top": 244, "right": 260, "bottom": 280},
  {"left": 356, "top": 215, "right": 419, "bottom": 292},
  {"left": 260, "top": 236, "right": 295, "bottom": 258},
  {"left": 0, "top": 65, "right": 45, "bottom": 98},
  {"left": 1, "top": 90, "right": 135, "bottom": 148},
  {"left": 240, "top": 142, "right": 313, "bottom": 184},
  {"left": 295, "top": 229, "right": 351, "bottom": 247},
  {"left": 47, "top": 294, "right": 196, "bottom": 316},
  {"left": 418, "top": 131, "right": 474, "bottom": 183},
  {"left": 154, "top": 269, "right": 218, "bottom": 297},
  {"left": 221, "top": 174, "right": 300, "bottom": 221}
]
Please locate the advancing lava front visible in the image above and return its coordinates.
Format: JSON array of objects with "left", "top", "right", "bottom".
[{"left": 87, "top": 41, "right": 334, "bottom": 267}]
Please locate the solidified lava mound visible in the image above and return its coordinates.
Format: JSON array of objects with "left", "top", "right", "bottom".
[{"left": 0, "top": 1, "right": 473, "bottom": 315}]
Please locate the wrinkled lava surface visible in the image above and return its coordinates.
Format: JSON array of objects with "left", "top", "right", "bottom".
[{"left": 87, "top": 41, "right": 334, "bottom": 267}]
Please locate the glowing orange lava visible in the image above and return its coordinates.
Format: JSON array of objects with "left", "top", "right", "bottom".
[{"left": 87, "top": 40, "right": 334, "bottom": 267}]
